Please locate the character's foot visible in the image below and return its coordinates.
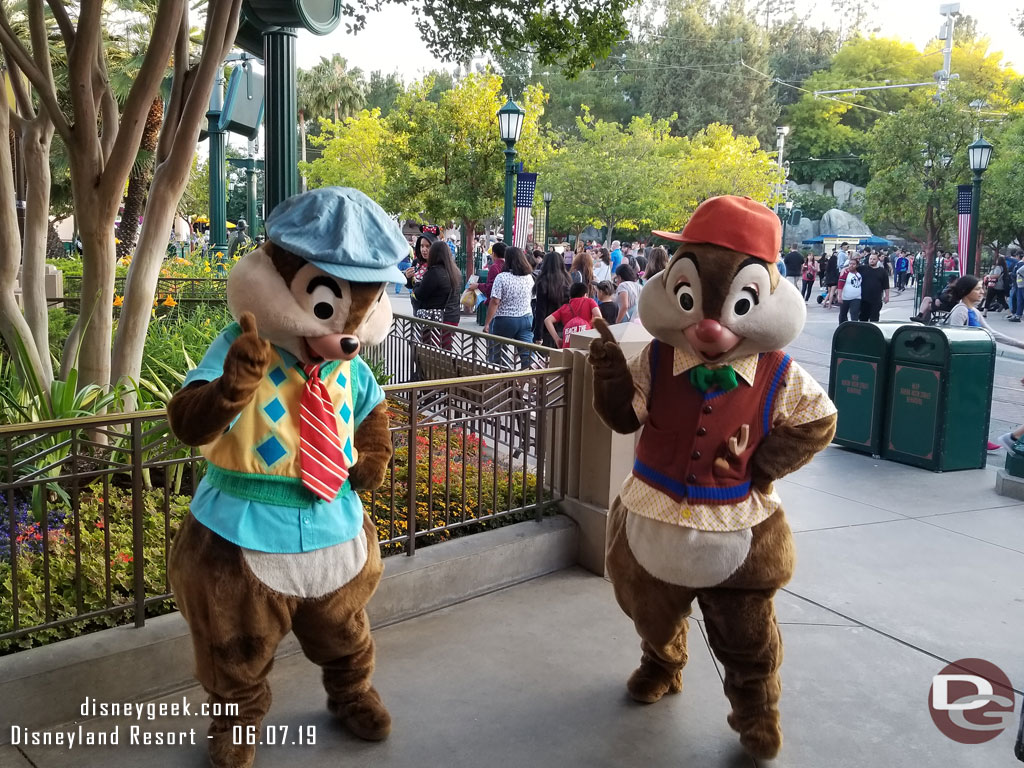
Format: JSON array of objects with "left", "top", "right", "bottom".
[
  {"left": 208, "top": 724, "right": 256, "bottom": 768},
  {"left": 727, "top": 709, "right": 782, "bottom": 760},
  {"left": 626, "top": 661, "right": 682, "bottom": 704},
  {"left": 329, "top": 686, "right": 392, "bottom": 741}
]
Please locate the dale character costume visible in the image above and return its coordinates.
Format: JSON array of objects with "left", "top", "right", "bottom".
[{"left": 589, "top": 195, "right": 838, "bottom": 760}]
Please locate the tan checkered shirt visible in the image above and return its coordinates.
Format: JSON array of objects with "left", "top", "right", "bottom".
[{"left": 621, "top": 344, "right": 836, "bottom": 532}]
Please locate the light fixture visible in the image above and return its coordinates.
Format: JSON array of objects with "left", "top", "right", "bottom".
[
  {"left": 543, "top": 191, "right": 552, "bottom": 203},
  {"left": 968, "top": 136, "right": 993, "bottom": 173},
  {"left": 497, "top": 99, "right": 526, "bottom": 146}
]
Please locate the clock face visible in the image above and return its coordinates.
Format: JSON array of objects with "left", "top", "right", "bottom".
[
  {"left": 246, "top": 0, "right": 342, "bottom": 34},
  {"left": 296, "top": 0, "right": 342, "bottom": 33}
]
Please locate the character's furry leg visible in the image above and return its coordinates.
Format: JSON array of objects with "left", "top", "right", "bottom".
[
  {"left": 169, "top": 515, "right": 294, "bottom": 768},
  {"left": 606, "top": 497, "right": 696, "bottom": 703},
  {"left": 699, "top": 588, "right": 784, "bottom": 760},
  {"left": 292, "top": 514, "right": 390, "bottom": 741}
]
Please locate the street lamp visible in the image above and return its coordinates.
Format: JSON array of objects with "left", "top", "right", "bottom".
[
  {"left": 542, "top": 191, "right": 552, "bottom": 247},
  {"left": 497, "top": 99, "right": 526, "bottom": 244},
  {"left": 966, "top": 135, "right": 993, "bottom": 275},
  {"left": 781, "top": 200, "right": 794, "bottom": 249},
  {"left": 775, "top": 126, "right": 790, "bottom": 212}
]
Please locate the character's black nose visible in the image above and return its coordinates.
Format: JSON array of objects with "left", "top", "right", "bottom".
[{"left": 340, "top": 336, "right": 360, "bottom": 355}]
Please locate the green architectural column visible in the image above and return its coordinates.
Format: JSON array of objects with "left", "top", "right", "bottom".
[
  {"left": 503, "top": 147, "right": 517, "bottom": 244},
  {"left": 263, "top": 28, "right": 298, "bottom": 215},
  {"left": 207, "top": 70, "right": 228, "bottom": 259}
]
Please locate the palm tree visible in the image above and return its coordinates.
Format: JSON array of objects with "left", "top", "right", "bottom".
[{"left": 311, "top": 54, "right": 365, "bottom": 122}]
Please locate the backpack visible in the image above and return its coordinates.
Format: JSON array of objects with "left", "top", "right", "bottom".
[{"left": 561, "top": 299, "right": 594, "bottom": 348}]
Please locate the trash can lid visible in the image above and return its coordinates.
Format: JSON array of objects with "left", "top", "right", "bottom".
[{"left": 891, "top": 325, "right": 994, "bottom": 365}]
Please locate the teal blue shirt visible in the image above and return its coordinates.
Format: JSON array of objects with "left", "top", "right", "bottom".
[{"left": 184, "top": 326, "right": 386, "bottom": 553}]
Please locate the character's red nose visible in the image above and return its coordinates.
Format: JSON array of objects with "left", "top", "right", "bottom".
[{"left": 694, "top": 319, "right": 723, "bottom": 343}]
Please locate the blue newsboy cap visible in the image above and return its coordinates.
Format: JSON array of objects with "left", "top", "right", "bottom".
[{"left": 266, "top": 187, "right": 409, "bottom": 284}]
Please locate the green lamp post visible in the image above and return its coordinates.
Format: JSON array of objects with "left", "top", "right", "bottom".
[
  {"left": 966, "top": 135, "right": 993, "bottom": 276},
  {"left": 235, "top": 1, "right": 343, "bottom": 214},
  {"left": 497, "top": 99, "right": 525, "bottom": 244}
]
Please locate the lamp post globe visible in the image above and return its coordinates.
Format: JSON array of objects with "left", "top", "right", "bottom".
[
  {"left": 497, "top": 99, "right": 526, "bottom": 245},
  {"left": 966, "top": 136, "right": 993, "bottom": 276}
]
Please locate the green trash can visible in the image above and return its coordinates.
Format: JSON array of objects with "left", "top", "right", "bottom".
[
  {"left": 475, "top": 268, "right": 489, "bottom": 326},
  {"left": 828, "top": 321, "right": 903, "bottom": 456},
  {"left": 883, "top": 326, "right": 995, "bottom": 471}
]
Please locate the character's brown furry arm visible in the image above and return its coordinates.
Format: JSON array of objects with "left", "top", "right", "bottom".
[
  {"left": 589, "top": 319, "right": 642, "bottom": 435},
  {"left": 750, "top": 413, "right": 837, "bottom": 490},
  {"left": 167, "top": 312, "right": 271, "bottom": 447},
  {"left": 347, "top": 401, "right": 392, "bottom": 490}
]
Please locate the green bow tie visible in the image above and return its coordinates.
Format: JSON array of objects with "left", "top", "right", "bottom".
[{"left": 689, "top": 364, "right": 738, "bottom": 393}]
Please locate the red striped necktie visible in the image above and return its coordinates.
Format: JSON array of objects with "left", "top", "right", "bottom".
[{"left": 300, "top": 364, "right": 349, "bottom": 501}]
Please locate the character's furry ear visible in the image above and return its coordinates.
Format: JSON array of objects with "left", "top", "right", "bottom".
[{"left": 265, "top": 240, "right": 306, "bottom": 288}]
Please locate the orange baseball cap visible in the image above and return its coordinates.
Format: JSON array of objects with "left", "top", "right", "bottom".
[{"left": 652, "top": 195, "right": 781, "bottom": 263}]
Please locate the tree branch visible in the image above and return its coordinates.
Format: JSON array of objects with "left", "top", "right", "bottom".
[
  {"left": 7, "top": 59, "right": 34, "bottom": 119},
  {"left": 0, "top": 6, "right": 68, "bottom": 139},
  {"left": 98, "top": 0, "right": 185, "bottom": 203},
  {"left": 157, "top": 3, "right": 190, "bottom": 163},
  {"left": 96, "top": 43, "right": 119, "bottom": 161},
  {"left": 68, "top": 0, "right": 105, "bottom": 140},
  {"left": 44, "top": 0, "right": 75, "bottom": 49}
]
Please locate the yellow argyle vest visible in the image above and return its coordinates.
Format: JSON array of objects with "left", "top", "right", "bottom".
[{"left": 201, "top": 349, "right": 357, "bottom": 479}]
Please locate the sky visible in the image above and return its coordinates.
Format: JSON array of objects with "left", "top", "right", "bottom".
[{"left": 294, "top": 0, "right": 1024, "bottom": 80}]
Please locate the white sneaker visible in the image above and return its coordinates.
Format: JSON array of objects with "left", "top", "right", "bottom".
[{"left": 998, "top": 432, "right": 1016, "bottom": 452}]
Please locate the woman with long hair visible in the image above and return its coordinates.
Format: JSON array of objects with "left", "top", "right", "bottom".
[
  {"left": 614, "top": 264, "right": 641, "bottom": 323},
  {"left": 410, "top": 241, "right": 463, "bottom": 348},
  {"left": 406, "top": 233, "right": 437, "bottom": 311},
  {"left": 985, "top": 255, "right": 1009, "bottom": 313},
  {"left": 569, "top": 250, "right": 595, "bottom": 296},
  {"left": 594, "top": 247, "right": 612, "bottom": 283},
  {"left": 645, "top": 246, "right": 668, "bottom": 280},
  {"left": 483, "top": 246, "right": 536, "bottom": 367},
  {"left": 533, "top": 251, "right": 571, "bottom": 347}
]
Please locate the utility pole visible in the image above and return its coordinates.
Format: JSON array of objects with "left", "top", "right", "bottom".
[{"left": 936, "top": 4, "right": 959, "bottom": 100}]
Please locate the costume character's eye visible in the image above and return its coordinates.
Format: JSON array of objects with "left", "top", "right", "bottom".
[
  {"left": 307, "top": 278, "right": 341, "bottom": 320},
  {"left": 675, "top": 283, "right": 695, "bottom": 311},
  {"left": 733, "top": 286, "right": 759, "bottom": 316}
]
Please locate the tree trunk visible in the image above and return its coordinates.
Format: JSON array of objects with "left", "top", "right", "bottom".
[
  {"left": 0, "top": 112, "right": 48, "bottom": 390},
  {"left": 116, "top": 98, "right": 164, "bottom": 261},
  {"left": 922, "top": 202, "right": 936, "bottom": 300},
  {"left": 462, "top": 217, "right": 476, "bottom": 277},
  {"left": 20, "top": 118, "right": 55, "bottom": 385}
]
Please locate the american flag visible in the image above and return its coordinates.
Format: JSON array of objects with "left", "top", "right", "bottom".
[
  {"left": 512, "top": 172, "right": 537, "bottom": 249},
  {"left": 957, "top": 184, "right": 972, "bottom": 276}
]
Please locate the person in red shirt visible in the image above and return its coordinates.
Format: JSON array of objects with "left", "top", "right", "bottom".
[
  {"left": 480, "top": 241, "right": 506, "bottom": 299},
  {"left": 545, "top": 282, "right": 601, "bottom": 348}
]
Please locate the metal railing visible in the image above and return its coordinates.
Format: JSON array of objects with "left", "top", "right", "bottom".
[
  {"left": 0, "top": 317, "right": 569, "bottom": 652},
  {"left": 61, "top": 276, "right": 229, "bottom": 309}
]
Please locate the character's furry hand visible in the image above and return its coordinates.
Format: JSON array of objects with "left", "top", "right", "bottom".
[
  {"left": 589, "top": 319, "right": 628, "bottom": 379},
  {"left": 219, "top": 312, "right": 271, "bottom": 403},
  {"left": 347, "top": 457, "right": 388, "bottom": 491}
]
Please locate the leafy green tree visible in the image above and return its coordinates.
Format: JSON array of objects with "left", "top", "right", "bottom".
[
  {"left": 768, "top": 20, "right": 837, "bottom": 108},
  {"left": 863, "top": 97, "right": 976, "bottom": 295},
  {"left": 365, "top": 71, "right": 404, "bottom": 117},
  {"left": 300, "top": 109, "right": 392, "bottom": 205},
  {"left": 640, "top": 0, "right": 779, "bottom": 145},
  {"left": 384, "top": 73, "right": 549, "bottom": 273},
  {"left": 979, "top": 116, "right": 1024, "bottom": 255}
]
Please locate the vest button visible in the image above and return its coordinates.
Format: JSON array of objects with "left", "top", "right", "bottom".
[
  {"left": 703, "top": 405, "right": 713, "bottom": 414},
  {"left": 686, "top": 473, "right": 697, "bottom": 483},
  {"left": 696, "top": 427, "right": 707, "bottom": 436},
  {"left": 691, "top": 450, "right": 701, "bottom": 460}
]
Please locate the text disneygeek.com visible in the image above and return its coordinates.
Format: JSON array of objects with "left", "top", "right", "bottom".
[{"left": 8, "top": 697, "right": 316, "bottom": 749}]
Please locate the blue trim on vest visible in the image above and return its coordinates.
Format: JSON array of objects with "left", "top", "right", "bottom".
[
  {"left": 762, "top": 353, "right": 791, "bottom": 434},
  {"left": 633, "top": 459, "right": 752, "bottom": 504}
]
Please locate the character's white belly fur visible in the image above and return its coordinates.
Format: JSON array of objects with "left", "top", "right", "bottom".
[
  {"left": 625, "top": 511, "right": 752, "bottom": 588},
  {"left": 242, "top": 528, "right": 368, "bottom": 598}
]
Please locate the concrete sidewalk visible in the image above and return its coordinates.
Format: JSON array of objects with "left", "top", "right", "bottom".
[{"left": 5, "top": 442, "right": 1024, "bottom": 768}]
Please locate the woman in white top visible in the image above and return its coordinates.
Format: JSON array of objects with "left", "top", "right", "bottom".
[
  {"left": 483, "top": 246, "right": 536, "bottom": 368},
  {"left": 593, "top": 247, "right": 613, "bottom": 283},
  {"left": 946, "top": 275, "right": 1024, "bottom": 349},
  {"left": 614, "top": 263, "right": 641, "bottom": 323}
]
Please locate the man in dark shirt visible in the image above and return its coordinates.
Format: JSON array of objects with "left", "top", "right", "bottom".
[
  {"left": 784, "top": 247, "right": 803, "bottom": 287},
  {"left": 858, "top": 251, "right": 890, "bottom": 322}
]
